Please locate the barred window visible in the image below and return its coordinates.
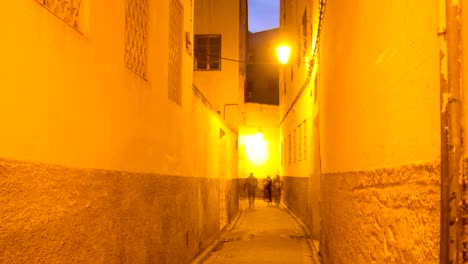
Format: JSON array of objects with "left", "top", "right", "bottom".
[
  {"left": 303, "top": 119, "right": 307, "bottom": 160},
  {"left": 302, "top": 9, "right": 308, "bottom": 57},
  {"left": 168, "top": 0, "right": 184, "bottom": 105},
  {"left": 293, "top": 129, "right": 297, "bottom": 163},
  {"left": 281, "top": 140, "right": 283, "bottom": 166},
  {"left": 288, "top": 134, "right": 291, "bottom": 165},
  {"left": 125, "top": 0, "right": 148, "bottom": 78},
  {"left": 284, "top": 138, "right": 287, "bottom": 165},
  {"left": 35, "top": 0, "right": 82, "bottom": 30},
  {"left": 298, "top": 124, "right": 302, "bottom": 162},
  {"left": 194, "top": 35, "right": 221, "bottom": 71}
]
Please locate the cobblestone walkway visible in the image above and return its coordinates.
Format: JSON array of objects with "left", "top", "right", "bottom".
[{"left": 203, "top": 200, "right": 316, "bottom": 264}]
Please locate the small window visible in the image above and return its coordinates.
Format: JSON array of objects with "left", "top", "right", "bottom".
[
  {"left": 125, "top": 0, "right": 149, "bottom": 78},
  {"left": 35, "top": 0, "right": 83, "bottom": 31},
  {"left": 283, "top": 138, "right": 287, "bottom": 166},
  {"left": 303, "top": 119, "right": 307, "bottom": 160},
  {"left": 302, "top": 9, "right": 308, "bottom": 57},
  {"left": 168, "top": 0, "right": 184, "bottom": 105},
  {"left": 194, "top": 35, "right": 221, "bottom": 71},
  {"left": 288, "top": 134, "right": 292, "bottom": 165},
  {"left": 281, "top": 140, "right": 283, "bottom": 166},
  {"left": 293, "top": 129, "right": 297, "bottom": 163},
  {"left": 298, "top": 124, "right": 302, "bottom": 162}
]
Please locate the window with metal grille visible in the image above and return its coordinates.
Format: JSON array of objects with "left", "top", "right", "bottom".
[
  {"left": 194, "top": 35, "right": 221, "bottom": 71},
  {"left": 293, "top": 129, "right": 297, "bottom": 163},
  {"left": 298, "top": 123, "right": 302, "bottom": 162},
  {"left": 285, "top": 138, "right": 287, "bottom": 165},
  {"left": 168, "top": 0, "right": 183, "bottom": 105},
  {"left": 281, "top": 140, "right": 283, "bottom": 166},
  {"left": 303, "top": 119, "right": 307, "bottom": 160},
  {"left": 125, "top": 0, "right": 148, "bottom": 78},
  {"left": 302, "top": 9, "right": 308, "bottom": 57},
  {"left": 35, "top": 0, "right": 82, "bottom": 30},
  {"left": 297, "top": 26, "right": 301, "bottom": 68}
]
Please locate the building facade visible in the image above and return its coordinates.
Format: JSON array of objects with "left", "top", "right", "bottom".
[
  {"left": 279, "top": 0, "right": 467, "bottom": 263},
  {"left": 193, "top": 0, "right": 248, "bottom": 231},
  {"left": 246, "top": 28, "right": 280, "bottom": 105},
  {"left": 193, "top": 0, "right": 248, "bottom": 130},
  {"left": 0, "top": 0, "right": 246, "bottom": 262}
]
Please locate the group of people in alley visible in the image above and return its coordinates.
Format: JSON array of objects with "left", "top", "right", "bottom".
[{"left": 244, "top": 173, "right": 283, "bottom": 208}]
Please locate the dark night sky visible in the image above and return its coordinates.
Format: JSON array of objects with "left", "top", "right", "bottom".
[{"left": 248, "top": 0, "right": 279, "bottom": 32}]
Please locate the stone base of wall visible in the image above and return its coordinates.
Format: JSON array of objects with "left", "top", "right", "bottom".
[
  {"left": 463, "top": 156, "right": 468, "bottom": 260},
  {"left": 282, "top": 176, "right": 309, "bottom": 227},
  {"left": 227, "top": 178, "right": 240, "bottom": 223},
  {"left": 320, "top": 162, "right": 440, "bottom": 264},
  {"left": 0, "top": 158, "right": 236, "bottom": 263}
]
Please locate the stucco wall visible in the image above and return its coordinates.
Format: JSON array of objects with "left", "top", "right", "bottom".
[
  {"left": 0, "top": 158, "right": 221, "bottom": 264},
  {"left": 0, "top": 0, "right": 239, "bottom": 262},
  {"left": 0, "top": 0, "right": 197, "bottom": 176},
  {"left": 0, "top": 94, "right": 238, "bottom": 263},
  {"left": 318, "top": 0, "right": 441, "bottom": 262},
  {"left": 278, "top": 0, "right": 320, "bottom": 242},
  {"left": 319, "top": 0, "right": 440, "bottom": 172},
  {"left": 320, "top": 163, "right": 440, "bottom": 263}
]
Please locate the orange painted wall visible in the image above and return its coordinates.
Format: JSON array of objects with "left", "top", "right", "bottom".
[
  {"left": 0, "top": 0, "right": 241, "bottom": 262},
  {"left": 318, "top": 0, "right": 440, "bottom": 262}
]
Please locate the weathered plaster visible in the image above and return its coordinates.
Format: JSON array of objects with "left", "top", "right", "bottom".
[
  {"left": 320, "top": 162, "right": 440, "bottom": 263},
  {"left": 282, "top": 176, "right": 309, "bottom": 226},
  {"left": 0, "top": 158, "right": 230, "bottom": 263},
  {"left": 319, "top": 0, "right": 440, "bottom": 173}
]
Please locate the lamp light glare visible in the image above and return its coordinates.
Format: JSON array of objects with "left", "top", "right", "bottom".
[{"left": 276, "top": 45, "right": 291, "bottom": 65}]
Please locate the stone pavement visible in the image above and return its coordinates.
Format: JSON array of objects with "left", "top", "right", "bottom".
[{"left": 203, "top": 200, "right": 316, "bottom": 264}]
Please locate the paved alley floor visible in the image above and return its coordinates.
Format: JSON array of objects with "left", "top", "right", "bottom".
[{"left": 203, "top": 200, "right": 315, "bottom": 264}]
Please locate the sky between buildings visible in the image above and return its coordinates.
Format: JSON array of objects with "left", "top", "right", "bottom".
[{"left": 248, "top": 0, "right": 279, "bottom": 32}]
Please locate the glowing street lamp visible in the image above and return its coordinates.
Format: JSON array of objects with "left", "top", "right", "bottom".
[
  {"left": 276, "top": 45, "right": 291, "bottom": 65},
  {"left": 244, "top": 128, "right": 269, "bottom": 167}
]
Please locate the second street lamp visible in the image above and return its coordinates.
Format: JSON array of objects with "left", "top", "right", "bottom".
[{"left": 276, "top": 45, "right": 291, "bottom": 65}]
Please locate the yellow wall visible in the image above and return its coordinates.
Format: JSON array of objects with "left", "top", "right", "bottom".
[
  {"left": 0, "top": 1, "right": 240, "bottom": 262},
  {"left": 278, "top": 0, "right": 321, "bottom": 243},
  {"left": 279, "top": 0, "right": 441, "bottom": 262},
  {"left": 239, "top": 103, "right": 280, "bottom": 179},
  {"left": 317, "top": 0, "right": 440, "bottom": 262},
  {"left": 0, "top": 0, "right": 210, "bottom": 177},
  {"left": 319, "top": 0, "right": 440, "bottom": 173},
  {"left": 0, "top": 0, "right": 239, "bottom": 180},
  {"left": 279, "top": 0, "right": 318, "bottom": 179}
]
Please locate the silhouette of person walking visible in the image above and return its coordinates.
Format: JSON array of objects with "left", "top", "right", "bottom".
[
  {"left": 272, "top": 175, "right": 283, "bottom": 206},
  {"left": 263, "top": 175, "right": 272, "bottom": 205},
  {"left": 245, "top": 172, "right": 258, "bottom": 208}
]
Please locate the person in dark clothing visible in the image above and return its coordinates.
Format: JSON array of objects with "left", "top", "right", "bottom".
[
  {"left": 272, "top": 175, "right": 283, "bottom": 206},
  {"left": 245, "top": 172, "right": 258, "bottom": 208},
  {"left": 263, "top": 176, "right": 272, "bottom": 205}
]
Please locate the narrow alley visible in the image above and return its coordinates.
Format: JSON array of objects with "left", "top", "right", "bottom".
[
  {"left": 1, "top": 0, "right": 468, "bottom": 263},
  {"left": 202, "top": 200, "right": 316, "bottom": 264}
]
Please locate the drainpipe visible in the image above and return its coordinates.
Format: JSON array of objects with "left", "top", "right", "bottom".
[{"left": 439, "top": 0, "right": 463, "bottom": 263}]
